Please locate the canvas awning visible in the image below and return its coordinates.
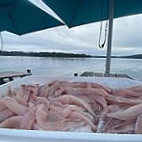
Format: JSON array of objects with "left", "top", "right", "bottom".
[{"left": 0, "top": 0, "right": 63, "bottom": 35}]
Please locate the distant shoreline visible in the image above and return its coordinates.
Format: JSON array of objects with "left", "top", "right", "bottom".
[
  {"left": 0, "top": 51, "right": 142, "bottom": 59},
  {"left": 0, "top": 51, "right": 91, "bottom": 58}
]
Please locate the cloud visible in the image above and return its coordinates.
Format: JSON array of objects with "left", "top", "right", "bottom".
[
  {"left": 113, "top": 14, "right": 142, "bottom": 48},
  {"left": 1, "top": 0, "right": 142, "bottom": 56}
]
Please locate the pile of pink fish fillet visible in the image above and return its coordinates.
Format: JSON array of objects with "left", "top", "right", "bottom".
[{"left": 0, "top": 80, "right": 142, "bottom": 134}]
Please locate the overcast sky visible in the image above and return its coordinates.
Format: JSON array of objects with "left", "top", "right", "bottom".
[{"left": 1, "top": 0, "right": 142, "bottom": 56}]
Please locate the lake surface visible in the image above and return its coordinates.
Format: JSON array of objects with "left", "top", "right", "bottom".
[{"left": 0, "top": 56, "right": 142, "bottom": 81}]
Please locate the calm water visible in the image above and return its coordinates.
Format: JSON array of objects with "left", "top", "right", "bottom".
[{"left": 0, "top": 56, "right": 142, "bottom": 81}]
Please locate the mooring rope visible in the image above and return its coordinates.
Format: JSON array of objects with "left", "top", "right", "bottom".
[{"left": 98, "top": 0, "right": 108, "bottom": 49}]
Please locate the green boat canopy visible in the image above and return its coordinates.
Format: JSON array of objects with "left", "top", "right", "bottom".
[
  {"left": 42, "top": 0, "right": 142, "bottom": 28},
  {"left": 0, "top": 0, "right": 63, "bottom": 35}
]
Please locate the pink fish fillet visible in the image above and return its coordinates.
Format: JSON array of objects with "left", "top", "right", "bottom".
[
  {"left": 32, "top": 123, "right": 44, "bottom": 130},
  {"left": 36, "top": 104, "right": 86, "bottom": 131},
  {"left": 105, "top": 105, "right": 120, "bottom": 113},
  {"left": 91, "top": 95, "right": 107, "bottom": 112},
  {"left": 98, "top": 105, "right": 120, "bottom": 132},
  {"left": 62, "top": 105, "right": 85, "bottom": 117},
  {"left": 62, "top": 105, "right": 94, "bottom": 121},
  {"left": 0, "top": 116, "right": 22, "bottom": 128},
  {"left": 70, "top": 82, "right": 88, "bottom": 88},
  {"left": 70, "top": 82, "right": 112, "bottom": 93},
  {"left": 55, "top": 87, "right": 68, "bottom": 97},
  {"left": 107, "top": 103, "right": 142, "bottom": 120},
  {"left": 20, "top": 106, "right": 38, "bottom": 130},
  {"left": 15, "top": 97, "right": 28, "bottom": 106},
  {"left": 105, "top": 94, "right": 142, "bottom": 105},
  {"left": 56, "top": 95, "right": 95, "bottom": 116},
  {"left": 0, "top": 109, "right": 14, "bottom": 123},
  {"left": 27, "top": 84, "right": 40, "bottom": 96},
  {"left": 36, "top": 104, "right": 47, "bottom": 123},
  {"left": 107, "top": 122, "right": 135, "bottom": 134},
  {"left": 68, "top": 111, "right": 97, "bottom": 131},
  {"left": 90, "top": 83, "right": 112, "bottom": 93},
  {"left": 113, "top": 86, "right": 142, "bottom": 97},
  {"left": 38, "top": 83, "right": 50, "bottom": 97},
  {"left": 135, "top": 114, "right": 142, "bottom": 134},
  {"left": 36, "top": 104, "right": 67, "bottom": 131},
  {"left": 31, "top": 96, "right": 49, "bottom": 107},
  {"left": 49, "top": 105, "right": 65, "bottom": 114},
  {"left": 0, "top": 104, "right": 6, "bottom": 112},
  {"left": 109, "top": 119, "right": 134, "bottom": 131},
  {"left": 39, "top": 80, "right": 61, "bottom": 97},
  {"left": 70, "top": 88, "right": 109, "bottom": 98},
  {"left": 36, "top": 104, "right": 51, "bottom": 130},
  {"left": 63, "top": 121, "right": 86, "bottom": 131},
  {"left": 47, "top": 80, "right": 61, "bottom": 97},
  {"left": 0, "top": 97, "right": 29, "bottom": 115},
  {"left": 16, "top": 85, "right": 31, "bottom": 103}
]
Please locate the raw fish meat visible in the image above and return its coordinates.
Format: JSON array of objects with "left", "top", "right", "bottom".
[{"left": 0, "top": 80, "right": 142, "bottom": 134}]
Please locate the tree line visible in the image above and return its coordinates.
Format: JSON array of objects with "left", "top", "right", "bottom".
[{"left": 0, "top": 51, "right": 92, "bottom": 58}]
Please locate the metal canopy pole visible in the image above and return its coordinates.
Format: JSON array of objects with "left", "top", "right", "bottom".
[{"left": 105, "top": 0, "right": 114, "bottom": 76}]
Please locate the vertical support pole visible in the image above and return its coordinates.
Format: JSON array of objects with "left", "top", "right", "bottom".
[
  {"left": 105, "top": 0, "right": 114, "bottom": 76},
  {"left": 0, "top": 32, "right": 4, "bottom": 51}
]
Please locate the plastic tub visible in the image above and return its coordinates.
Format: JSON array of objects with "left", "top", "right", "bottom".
[{"left": 0, "top": 76, "right": 142, "bottom": 142}]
